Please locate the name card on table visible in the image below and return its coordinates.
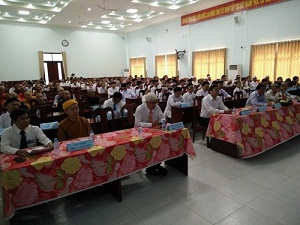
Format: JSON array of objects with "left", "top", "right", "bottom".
[
  {"left": 239, "top": 109, "right": 252, "bottom": 116},
  {"left": 256, "top": 106, "right": 267, "bottom": 112},
  {"left": 180, "top": 102, "right": 192, "bottom": 108},
  {"left": 167, "top": 122, "right": 184, "bottom": 131},
  {"left": 40, "top": 121, "right": 59, "bottom": 130},
  {"left": 273, "top": 103, "right": 282, "bottom": 109},
  {"left": 67, "top": 139, "right": 94, "bottom": 152}
]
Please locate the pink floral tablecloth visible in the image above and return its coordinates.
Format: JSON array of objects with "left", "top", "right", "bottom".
[
  {"left": 1, "top": 128, "right": 195, "bottom": 219},
  {"left": 206, "top": 104, "right": 300, "bottom": 158}
]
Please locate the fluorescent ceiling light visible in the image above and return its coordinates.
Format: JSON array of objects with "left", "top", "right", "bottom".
[
  {"left": 18, "top": 10, "right": 30, "bottom": 15},
  {"left": 88, "top": 8, "right": 91, "bottom": 11},
  {"left": 133, "top": 18, "right": 142, "bottom": 22},
  {"left": 126, "top": 9, "right": 138, "bottom": 13},
  {"left": 101, "top": 20, "right": 110, "bottom": 24},
  {"left": 169, "top": 5, "right": 180, "bottom": 10}
]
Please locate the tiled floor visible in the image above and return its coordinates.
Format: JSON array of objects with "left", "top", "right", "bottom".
[{"left": 1, "top": 135, "right": 300, "bottom": 225}]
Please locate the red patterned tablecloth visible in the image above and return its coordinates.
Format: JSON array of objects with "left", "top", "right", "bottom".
[
  {"left": 206, "top": 104, "right": 300, "bottom": 158},
  {"left": 1, "top": 128, "right": 195, "bottom": 219}
]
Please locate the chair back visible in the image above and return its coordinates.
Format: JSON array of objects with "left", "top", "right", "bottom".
[
  {"left": 93, "top": 107, "right": 114, "bottom": 134},
  {"left": 234, "top": 91, "right": 243, "bottom": 108},
  {"left": 78, "top": 101, "right": 88, "bottom": 117},
  {"left": 29, "top": 114, "right": 40, "bottom": 126},
  {"left": 193, "top": 96, "right": 204, "bottom": 124},
  {"left": 121, "top": 103, "right": 137, "bottom": 128},
  {"left": 32, "top": 104, "right": 53, "bottom": 123}
]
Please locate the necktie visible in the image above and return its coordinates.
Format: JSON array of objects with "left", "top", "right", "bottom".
[
  {"left": 113, "top": 103, "right": 117, "bottom": 111},
  {"left": 148, "top": 110, "right": 153, "bottom": 123},
  {"left": 20, "top": 130, "right": 28, "bottom": 149}
]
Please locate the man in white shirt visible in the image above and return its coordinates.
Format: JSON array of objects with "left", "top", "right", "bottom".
[
  {"left": 233, "top": 81, "right": 248, "bottom": 97},
  {"left": 245, "top": 84, "right": 269, "bottom": 106},
  {"left": 107, "top": 81, "right": 120, "bottom": 97},
  {"left": 103, "top": 92, "right": 125, "bottom": 118},
  {"left": 183, "top": 83, "right": 195, "bottom": 104},
  {"left": 164, "top": 87, "right": 184, "bottom": 121},
  {"left": 120, "top": 83, "right": 136, "bottom": 101},
  {"left": 1, "top": 108, "right": 52, "bottom": 157},
  {"left": 250, "top": 76, "right": 259, "bottom": 90},
  {"left": 135, "top": 93, "right": 164, "bottom": 128},
  {"left": 0, "top": 97, "right": 21, "bottom": 128},
  {"left": 134, "top": 93, "right": 167, "bottom": 176},
  {"left": 200, "top": 85, "right": 232, "bottom": 127},
  {"left": 196, "top": 81, "right": 210, "bottom": 97},
  {"left": 217, "top": 81, "right": 231, "bottom": 98}
]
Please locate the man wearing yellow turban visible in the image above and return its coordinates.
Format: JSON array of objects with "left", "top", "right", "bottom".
[{"left": 57, "top": 99, "right": 91, "bottom": 141}]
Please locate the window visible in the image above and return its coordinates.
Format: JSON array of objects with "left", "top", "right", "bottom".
[
  {"left": 155, "top": 54, "right": 178, "bottom": 78},
  {"left": 130, "top": 57, "right": 146, "bottom": 77},
  {"left": 192, "top": 48, "right": 226, "bottom": 80},
  {"left": 250, "top": 40, "right": 300, "bottom": 81}
]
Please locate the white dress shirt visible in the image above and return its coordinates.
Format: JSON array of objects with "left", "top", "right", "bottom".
[
  {"left": 0, "top": 112, "right": 12, "bottom": 128},
  {"left": 107, "top": 87, "right": 120, "bottom": 97},
  {"left": 1, "top": 125, "right": 52, "bottom": 154},
  {"left": 200, "top": 94, "right": 228, "bottom": 118},
  {"left": 135, "top": 103, "right": 164, "bottom": 127},
  {"left": 121, "top": 89, "right": 136, "bottom": 100},
  {"left": 164, "top": 94, "right": 184, "bottom": 119},
  {"left": 233, "top": 87, "right": 248, "bottom": 98},
  {"left": 196, "top": 89, "right": 209, "bottom": 97},
  {"left": 219, "top": 89, "right": 231, "bottom": 98},
  {"left": 103, "top": 98, "right": 125, "bottom": 118},
  {"left": 250, "top": 81, "right": 258, "bottom": 90},
  {"left": 245, "top": 90, "right": 267, "bottom": 106},
  {"left": 183, "top": 92, "right": 196, "bottom": 104}
]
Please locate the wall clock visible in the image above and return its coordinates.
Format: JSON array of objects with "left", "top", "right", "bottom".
[{"left": 61, "top": 39, "right": 69, "bottom": 47}]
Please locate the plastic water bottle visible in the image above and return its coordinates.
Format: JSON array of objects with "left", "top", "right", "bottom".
[
  {"left": 90, "top": 130, "right": 95, "bottom": 145},
  {"left": 137, "top": 125, "right": 142, "bottom": 136},
  {"left": 53, "top": 138, "right": 59, "bottom": 152},
  {"left": 232, "top": 107, "right": 236, "bottom": 115},
  {"left": 161, "top": 118, "right": 166, "bottom": 131},
  {"left": 36, "top": 109, "right": 41, "bottom": 118}
]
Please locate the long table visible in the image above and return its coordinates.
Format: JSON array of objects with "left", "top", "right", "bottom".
[
  {"left": 0, "top": 127, "right": 196, "bottom": 219},
  {"left": 206, "top": 104, "right": 300, "bottom": 159}
]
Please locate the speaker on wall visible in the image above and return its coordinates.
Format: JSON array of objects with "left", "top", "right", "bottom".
[{"left": 234, "top": 16, "right": 240, "bottom": 24}]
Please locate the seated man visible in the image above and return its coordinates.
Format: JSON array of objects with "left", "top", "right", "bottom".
[
  {"left": 135, "top": 93, "right": 167, "bottom": 176},
  {"left": 183, "top": 83, "right": 195, "bottom": 104},
  {"left": 164, "top": 87, "right": 184, "bottom": 122},
  {"left": 57, "top": 90, "right": 72, "bottom": 112},
  {"left": 200, "top": 85, "right": 232, "bottom": 127},
  {"left": 196, "top": 81, "right": 210, "bottom": 97},
  {"left": 1, "top": 108, "right": 52, "bottom": 157},
  {"left": 0, "top": 97, "right": 20, "bottom": 128},
  {"left": 107, "top": 81, "right": 119, "bottom": 97},
  {"left": 87, "top": 89, "right": 100, "bottom": 106},
  {"left": 103, "top": 92, "right": 125, "bottom": 118},
  {"left": 265, "top": 83, "right": 280, "bottom": 102},
  {"left": 57, "top": 99, "right": 91, "bottom": 141},
  {"left": 120, "top": 83, "right": 136, "bottom": 101},
  {"left": 245, "top": 84, "right": 269, "bottom": 106}
]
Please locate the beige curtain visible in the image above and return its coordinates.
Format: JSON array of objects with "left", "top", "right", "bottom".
[
  {"left": 250, "top": 44, "right": 276, "bottom": 81},
  {"left": 61, "top": 52, "right": 67, "bottom": 79},
  {"left": 166, "top": 54, "right": 178, "bottom": 77},
  {"left": 155, "top": 55, "right": 165, "bottom": 78},
  {"left": 130, "top": 57, "right": 146, "bottom": 77},
  {"left": 276, "top": 41, "right": 300, "bottom": 80},
  {"left": 38, "top": 51, "right": 44, "bottom": 79},
  {"left": 209, "top": 49, "right": 226, "bottom": 80},
  {"left": 192, "top": 48, "right": 226, "bottom": 80}
]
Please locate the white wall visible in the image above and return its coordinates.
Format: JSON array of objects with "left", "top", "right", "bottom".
[
  {"left": 0, "top": 22, "right": 127, "bottom": 81},
  {"left": 127, "top": 0, "right": 300, "bottom": 79}
]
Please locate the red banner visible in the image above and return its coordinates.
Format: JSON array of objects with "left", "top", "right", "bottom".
[{"left": 181, "top": 0, "right": 285, "bottom": 26}]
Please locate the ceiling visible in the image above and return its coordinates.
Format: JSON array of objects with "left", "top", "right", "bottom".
[{"left": 0, "top": 0, "right": 232, "bottom": 32}]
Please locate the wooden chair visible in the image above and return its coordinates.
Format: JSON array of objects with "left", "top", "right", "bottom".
[
  {"left": 234, "top": 91, "right": 244, "bottom": 108},
  {"left": 78, "top": 101, "right": 88, "bottom": 117},
  {"left": 193, "top": 96, "right": 209, "bottom": 147},
  {"left": 32, "top": 104, "right": 53, "bottom": 123},
  {"left": 93, "top": 107, "right": 114, "bottom": 134},
  {"left": 121, "top": 103, "right": 137, "bottom": 129}
]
